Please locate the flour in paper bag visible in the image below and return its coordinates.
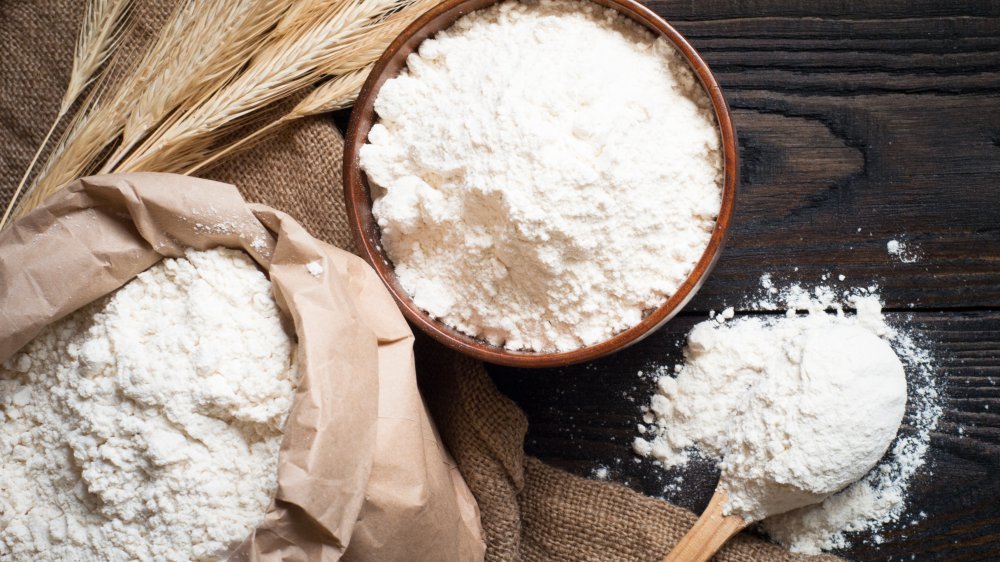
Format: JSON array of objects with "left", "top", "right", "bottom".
[{"left": 0, "top": 248, "right": 297, "bottom": 561}]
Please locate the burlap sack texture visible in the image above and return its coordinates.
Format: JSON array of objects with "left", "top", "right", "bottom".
[{"left": 0, "top": 2, "right": 842, "bottom": 561}]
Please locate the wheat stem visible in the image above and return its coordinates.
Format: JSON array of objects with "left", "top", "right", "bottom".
[
  {"left": 184, "top": 118, "right": 290, "bottom": 176},
  {"left": 1, "top": 121, "right": 60, "bottom": 230},
  {"left": 2, "top": 0, "right": 133, "bottom": 230},
  {"left": 9, "top": 0, "right": 441, "bottom": 220},
  {"left": 184, "top": 65, "right": 373, "bottom": 177}
]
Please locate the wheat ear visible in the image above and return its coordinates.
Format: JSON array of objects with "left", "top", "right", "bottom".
[
  {"left": 10, "top": 0, "right": 442, "bottom": 221},
  {"left": 102, "top": 0, "right": 288, "bottom": 172},
  {"left": 184, "top": 66, "right": 373, "bottom": 176},
  {"left": 14, "top": 100, "right": 123, "bottom": 218},
  {"left": 316, "top": 0, "right": 440, "bottom": 76},
  {"left": 2, "top": 0, "right": 132, "bottom": 230},
  {"left": 9, "top": 0, "right": 286, "bottom": 219},
  {"left": 184, "top": 0, "right": 438, "bottom": 175},
  {"left": 293, "top": 67, "right": 374, "bottom": 117},
  {"left": 64, "top": 0, "right": 134, "bottom": 112},
  {"left": 118, "top": 0, "right": 416, "bottom": 173}
]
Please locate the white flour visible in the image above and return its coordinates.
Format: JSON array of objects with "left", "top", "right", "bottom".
[
  {"left": 361, "top": 0, "right": 722, "bottom": 352},
  {"left": 635, "top": 281, "right": 942, "bottom": 554},
  {"left": 0, "top": 248, "right": 297, "bottom": 561},
  {"left": 305, "top": 259, "right": 324, "bottom": 278},
  {"left": 887, "top": 239, "right": 921, "bottom": 263}
]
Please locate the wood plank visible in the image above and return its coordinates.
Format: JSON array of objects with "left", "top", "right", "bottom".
[
  {"left": 647, "top": 1, "right": 1000, "bottom": 20},
  {"left": 623, "top": 5, "right": 1000, "bottom": 312},
  {"left": 487, "top": 311, "right": 1000, "bottom": 561}
]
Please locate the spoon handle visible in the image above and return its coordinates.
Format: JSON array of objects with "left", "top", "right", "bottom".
[{"left": 663, "top": 488, "right": 750, "bottom": 562}]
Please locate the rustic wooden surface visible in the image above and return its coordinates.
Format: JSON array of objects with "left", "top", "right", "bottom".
[{"left": 485, "top": 2, "right": 1000, "bottom": 560}]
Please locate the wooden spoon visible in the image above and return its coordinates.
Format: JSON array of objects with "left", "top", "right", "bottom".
[{"left": 662, "top": 487, "right": 750, "bottom": 562}]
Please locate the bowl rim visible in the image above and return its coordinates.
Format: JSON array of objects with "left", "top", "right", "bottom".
[{"left": 344, "top": 0, "right": 738, "bottom": 368}]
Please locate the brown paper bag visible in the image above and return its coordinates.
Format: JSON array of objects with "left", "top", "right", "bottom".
[{"left": 0, "top": 172, "right": 485, "bottom": 562}]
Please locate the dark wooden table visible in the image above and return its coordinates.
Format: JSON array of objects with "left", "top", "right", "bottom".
[{"left": 485, "top": 2, "right": 1000, "bottom": 560}]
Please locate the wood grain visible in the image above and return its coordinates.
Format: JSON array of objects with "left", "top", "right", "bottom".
[
  {"left": 488, "top": 312, "right": 1000, "bottom": 560},
  {"left": 654, "top": 1, "right": 1000, "bottom": 312},
  {"left": 486, "top": 2, "right": 1000, "bottom": 560},
  {"left": 663, "top": 488, "right": 749, "bottom": 562}
]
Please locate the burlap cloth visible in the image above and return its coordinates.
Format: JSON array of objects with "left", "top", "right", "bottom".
[{"left": 0, "top": 3, "right": 841, "bottom": 561}]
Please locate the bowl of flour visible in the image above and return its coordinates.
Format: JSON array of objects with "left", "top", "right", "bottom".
[{"left": 344, "top": 0, "right": 737, "bottom": 366}]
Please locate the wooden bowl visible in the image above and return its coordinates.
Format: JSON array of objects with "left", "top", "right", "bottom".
[{"left": 344, "top": 0, "right": 738, "bottom": 368}]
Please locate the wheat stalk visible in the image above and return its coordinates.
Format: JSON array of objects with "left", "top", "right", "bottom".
[
  {"left": 7, "top": 0, "right": 440, "bottom": 225},
  {"left": 117, "top": 0, "right": 412, "bottom": 173},
  {"left": 7, "top": 0, "right": 281, "bottom": 219},
  {"left": 184, "top": 66, "right": 373, "bottom": 175},
  {"left": 14, "top": 99, "right": 123, "bottom": 217},
  {"left": 64, "top": 0, "right": 135, "bottom": 112},
  {"left": 1, "top": 0, "right": 132, "bottom": 230},
  {"left": 103, "top": 0, "right": 289, "bottom": 171}
]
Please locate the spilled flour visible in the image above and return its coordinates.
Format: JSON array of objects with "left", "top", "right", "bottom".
[
  {"left": 635, "top": 280, "right": 942, "bottom": 554},
  {"left": 0, "top": 248, "right": 298, "bottom": 561},
  {"left": 887, "top": 239, "right": 921, "bottom": 263}
]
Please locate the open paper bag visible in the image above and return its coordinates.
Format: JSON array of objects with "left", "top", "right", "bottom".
[{"left": 0, "top": 173, "right": 485, "bottom": 562}]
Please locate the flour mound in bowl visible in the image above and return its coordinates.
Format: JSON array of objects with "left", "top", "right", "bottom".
[
  {"left": 360, "top": 0, "right": 723, "bottom": 352},
  {"left": 0, "top": 248, "right": 297, "bottom": 561}
]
